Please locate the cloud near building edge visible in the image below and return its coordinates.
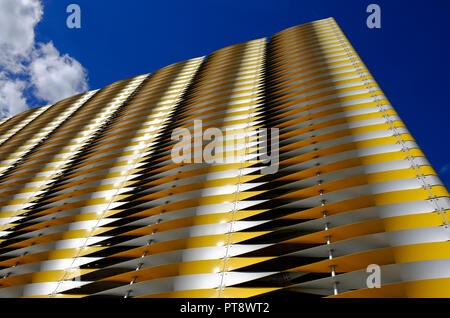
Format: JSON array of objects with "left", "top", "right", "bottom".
[{"left": 0, "top": 0, "right": 89, "bottom": 119}]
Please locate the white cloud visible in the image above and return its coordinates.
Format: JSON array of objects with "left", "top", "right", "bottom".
[
  {"left": 0, "top": 0, "right": 88, "bottom": 118},
  {"left": 0, "top": 0, "right": 42, "bottom": 72},
  {"left": 0, "top": 74, "right": 28, "bottom": 118},
  {"left": 30, "top": 42, "right": 88, "bottom": 103}
]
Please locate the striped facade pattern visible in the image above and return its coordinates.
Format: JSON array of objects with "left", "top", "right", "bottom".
[{"left": 0, "top": 17, "right": 449, "bottom": 298}]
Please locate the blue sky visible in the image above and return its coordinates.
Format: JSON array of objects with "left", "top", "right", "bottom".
[{"left": 3, "top": 0, "right": 450, "bottom": 186}]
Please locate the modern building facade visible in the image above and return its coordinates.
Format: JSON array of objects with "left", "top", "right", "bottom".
[{"left": 0, "top": 17, "right": 449, "bottom": 298}]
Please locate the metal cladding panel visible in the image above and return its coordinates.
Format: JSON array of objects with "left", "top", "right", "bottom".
[{"left": 0, "top": 17, "right": 448, "bottom": 298}]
